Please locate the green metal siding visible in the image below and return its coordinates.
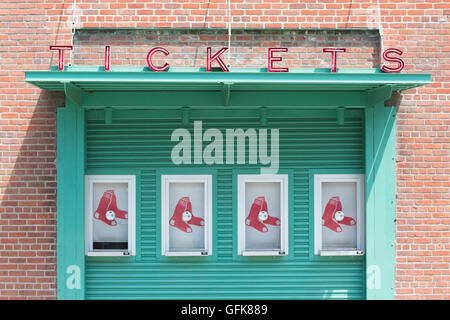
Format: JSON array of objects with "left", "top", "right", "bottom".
[{"left": 85, "top": 108, "right": 365, "bottom": 299}]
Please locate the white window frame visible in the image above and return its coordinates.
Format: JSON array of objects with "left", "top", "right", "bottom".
[
  {"left": 84, "top": 175, "right": 136, "bottom": 257},
  {"left": 237, "top": 174, "right": 289, "bottom": 256},
  {"left": 314, "top": 174, "right": 365, "bottom": 256},
  {"left": 161, "top": 175, "right": 213, "bottom": 257}
]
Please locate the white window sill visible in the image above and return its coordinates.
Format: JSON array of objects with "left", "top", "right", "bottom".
[
  {"left": 164, "top": 251, "right": 210, "bottom": 257},
  {"left": 86, "top": 251, "right": 131, "bottom": 257},
  {"left": 319, "top": 250, "right": 365, "bottom": 256},
  {"left": 241, "top": 250, "right": 286, "bottom": 256}
]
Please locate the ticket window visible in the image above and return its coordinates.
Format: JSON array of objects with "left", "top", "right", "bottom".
[
  {"left": 314, "top": 174, "right": 365, "bottom": 256},
  {"left": 85, "top": 175, "right": 136, "bottom": 256},
  {"left": 237, "top": 174, "right": 289, "bottom": 256},
  {"left": 161, "top": 175, "right": 213, "bottom": 256}
]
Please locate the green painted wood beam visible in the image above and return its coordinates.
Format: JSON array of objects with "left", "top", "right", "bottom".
[
  {"left": 57, "top": 99, "right": 86, "bottom": 300},
  {"left": 365, "top": 103, "right": 396, "bottom": 299},
  {"left": 85, "top": 107, "right": 364, "bottom": 121},
  {"left": 82, "top": 91, "right": 369, "bottom": 108}
]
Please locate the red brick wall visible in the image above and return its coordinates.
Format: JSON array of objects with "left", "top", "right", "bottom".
[{"left": 0, "top": 0, "right": 448, "bottom": 299}]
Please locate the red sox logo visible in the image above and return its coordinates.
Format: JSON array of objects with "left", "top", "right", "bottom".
[
  {"left": 93, "top": 190, "right": 128, "bottom": 226},
  {"left": 169, "top": 197, "right": 204, "bottom": 233},
  {"left": 245, "top": 196, "right": 280, "bottom": 233},
  {"left": 322, "top": 196, "right": 356, "bottom": 233}
]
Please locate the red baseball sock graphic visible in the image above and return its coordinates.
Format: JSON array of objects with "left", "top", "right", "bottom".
[
  {"left": 322, "top": 196, "right": 342, "bottom": 232},
  {"left": 169, "top": 197, "right": 204, "bottom": 233},
  {"left": 184, "top": 199, "right": 204, "bottom": 227},
  {"left": 260, "top": 197, "right": 280, "bottom": 226},
  {"left": 322, "top": 196, "right": 356, "bottom": 233},
  {"left": 339, "top": 216, "right": 356, "bottom": 226},
  {"left": 110, "top": 190, "right": 128, "bottom": 220},
  {"left": 334, "top": 197, "right": 356, "bottom": 226},
  {"left": 246, "top": 197, "right": 268, "bottom": 232},
  {"left": 246, "top": 196, "right": 280, "bottom": 232},
  {"left": 93, "top": 190, "right": 128, "bottom": 226}
]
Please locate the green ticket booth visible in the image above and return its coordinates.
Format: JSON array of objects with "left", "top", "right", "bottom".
[{"left": 25, "top": 67, "right": 430, "bottom": 300}]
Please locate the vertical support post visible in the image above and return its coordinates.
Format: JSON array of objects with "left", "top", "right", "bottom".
[
  {"left": 57, "top": 99, "right": 85, "bottom": 300},
  {"left": 365, "top": 103, "right": 396, "bottom": 300}
]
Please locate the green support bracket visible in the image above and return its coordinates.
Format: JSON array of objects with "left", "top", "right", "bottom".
[
  {"left": 63, "top": 82, "right": 83, "bottom": 107},
  {"left": 259, "top": 107, "right": 268, "bottom": 126},
  {"left": 221, "top": 82, "right": 233, "bottom": 106},
  {"left": 384, "top": 91, "right": 402, "bottom": 108},
  {"left": 181, "top": 106, "right": 190, "bottom": 126},
  {"left": 337, "top": 107, "right": 345, "bottom": 125},
  {"left": 104, "top": 107, "right": 113, "bottom": 125},
  {"left": 367, "top": 85, "right": 392, "bottom": 107}
]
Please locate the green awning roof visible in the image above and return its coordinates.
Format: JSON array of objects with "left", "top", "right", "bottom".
[
  {"left": 24, "top": 67, "right": 431, "bottom": 108},
  {"left": 25, "top": 67, "right": 430, "bottom": 92}
]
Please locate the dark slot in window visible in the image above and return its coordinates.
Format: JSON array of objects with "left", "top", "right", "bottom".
[{"left": 93, "top": 242, "right": 128, "bottom": 250}]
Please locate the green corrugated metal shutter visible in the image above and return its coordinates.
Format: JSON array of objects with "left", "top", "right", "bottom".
[{"left": 85, "top": 108, "right": 365, "bottom": 300}]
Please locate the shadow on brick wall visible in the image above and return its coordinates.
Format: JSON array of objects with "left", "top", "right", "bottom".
[{"left": 0, "top": 88, "right": 64, "bottom": 299}]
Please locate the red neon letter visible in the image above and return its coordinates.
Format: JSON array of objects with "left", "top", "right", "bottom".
[
  {"left": 268, "top": 48, "right": 289, "bottom": 72},
  {"left": 206, "top": 47, "right": 229, "bottom": 72},
  {"left": 323, "top": 48, "right": 346, "bottom": 73},
  {"left": 49, "top": 45, "right": 73, "bottom": 71},
  {"left": 381, "top": 48, "right": 404, "bottom": 73},
  {"left": 147, "top": 47, "right": 170, "bottom": 72},
  {"left": 105, "top": 46, "right": 111, "bottom": 71}
]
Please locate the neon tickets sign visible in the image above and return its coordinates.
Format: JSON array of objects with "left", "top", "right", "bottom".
[{"left": 49, "top": 46, "right": 405, "bottom": 73}]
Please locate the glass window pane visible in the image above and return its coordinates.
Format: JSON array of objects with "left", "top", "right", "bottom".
[
  {"left": 321, "top": 181, "right": 358, "bottom": 250},
  {"left": 244, "top": 181, "right": 281, "bottom": 251},
  {"left": 168, "top": 182, "right": 206, "bottom": 252},
  {"left": 92, "top": 182, "right": 129, "bottom": 251}
]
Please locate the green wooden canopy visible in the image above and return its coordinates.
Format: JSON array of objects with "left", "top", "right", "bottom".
[{"left": 25, "top": 67, "right": 431, "bottom": 109}]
